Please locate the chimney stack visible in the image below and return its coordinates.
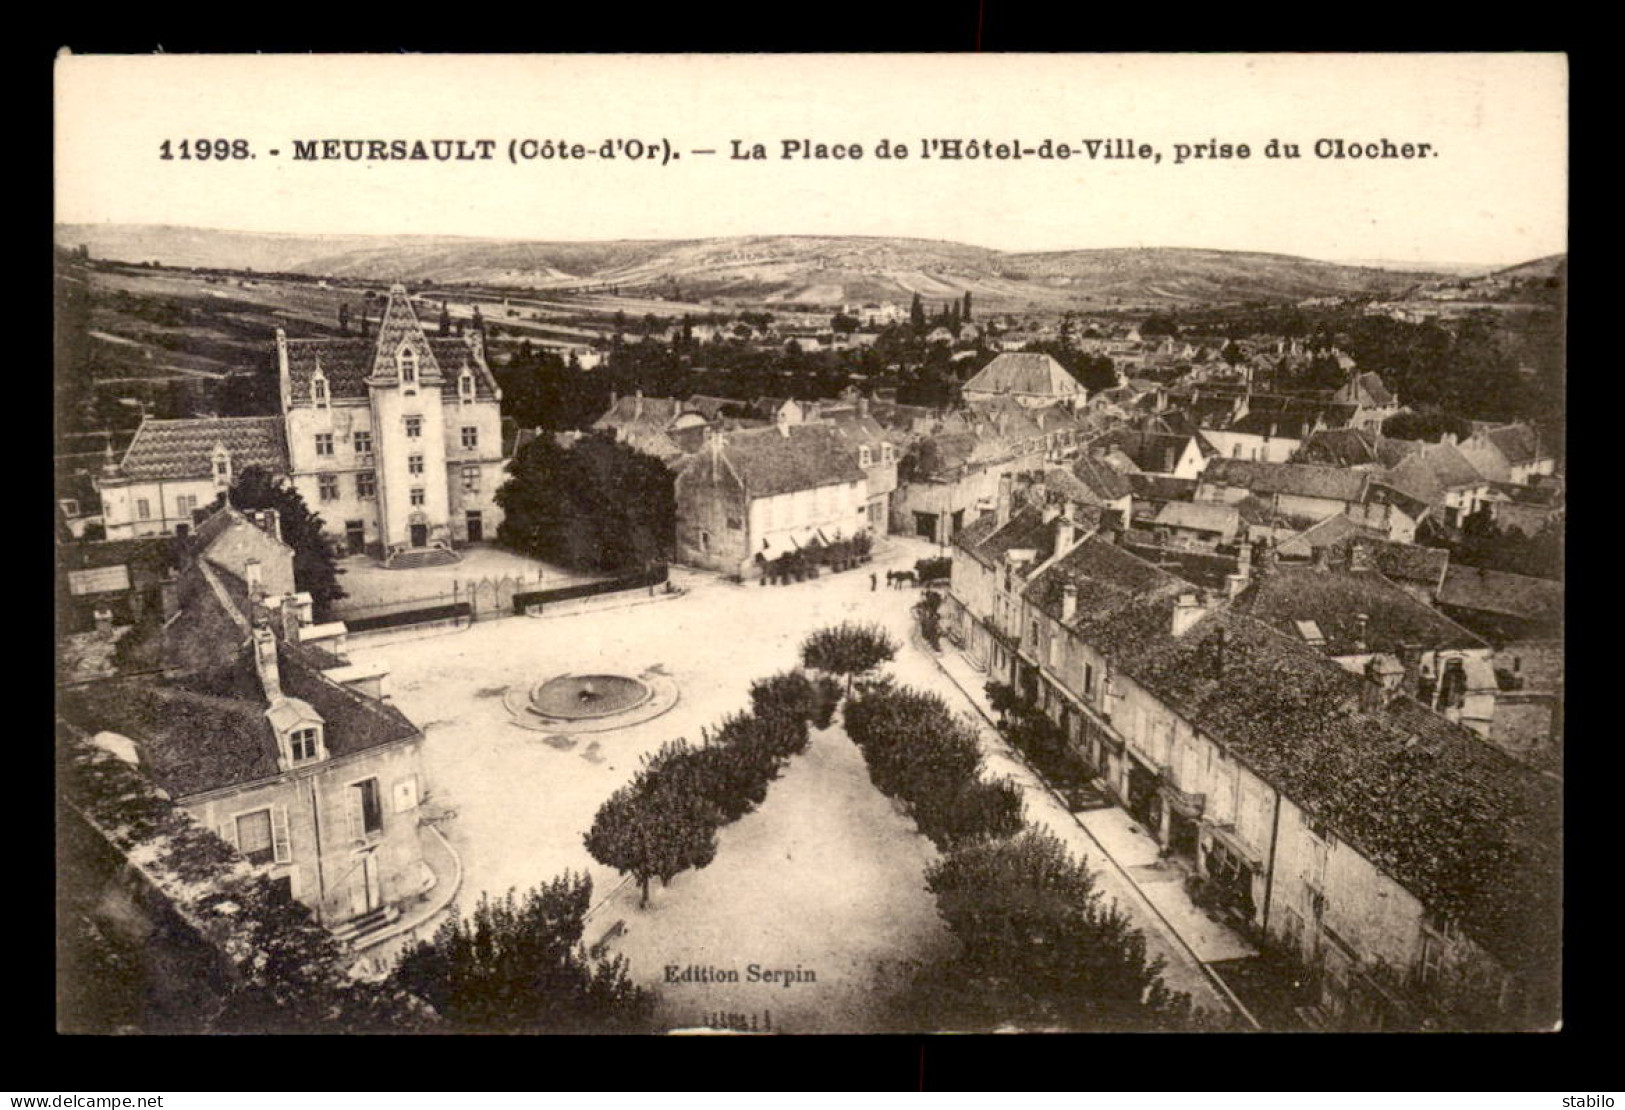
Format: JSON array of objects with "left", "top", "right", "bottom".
[
  {"left": 1054, "top": 501, "right": 1078, "bottom": 555},
  {"left": 281, "top": 594, "right": 304, "bottom": 644},
  {"left": 1352, "top": 612, "right": 1369, "bottom": 654},
  {"left": 252, "top": 626, "right": 281, "bottom": 701},
  {"left": 1211, "top": 626, "right": 1227, "bottom": 679},
  {"left": 857, "top": 394, "right": 870, "bottom": 418},
  {"left": 996, "top": 473, "right": 1014, "bottom": 527},
  {"left": 634, "top": 389, "right": 644, "bottom": 421},
  {"left": 1061, "top": 582, "right": 1078, "bottom": 622},
  {"left": 1171, "top": 592, "right": 1204, "bottom": 637},
  {"left": 93, "top": 607, "right": 114, "bottom": 638}
]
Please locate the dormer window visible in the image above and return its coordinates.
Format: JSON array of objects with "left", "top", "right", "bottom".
[
  {"left": 859, "top": 445, "right": 873, "bottom": 467},
  {"left": 311, "top": 372, "right": 330, "bottom": 408},
  {"left": 398, "top": 345, "right": 418, "bottom": 392},
  {"left": 212, "top": 445, "right": 233, "bottom": 487},
  {"left": 290, "top": 726, "right": 320, "bottom": 763},
  {"left": 459, "top": 369, "right": 476, "bottom": 404}
]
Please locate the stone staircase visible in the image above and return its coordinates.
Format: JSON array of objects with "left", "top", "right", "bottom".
[
  {"left": 385, "top": 545, "right": 461, "bottom": 570},
  {"left": 330, "top": 903, "right": 401, "bottom": 946}
]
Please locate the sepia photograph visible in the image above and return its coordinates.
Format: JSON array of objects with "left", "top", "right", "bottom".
[{"left": 52, "top": 52, "right": 1565, "bottom": 1037}]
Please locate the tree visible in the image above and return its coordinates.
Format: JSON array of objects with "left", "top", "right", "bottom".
[
  {"left": 218, "top": 466, "right": 345, "bottom": 617},
  {"left": 438, "top": 301, "right": 451, "bottom": 337},
  {"left": 338, "top": 303, "right": 350, "bottom": 334},
  {"left": 495, "top": 434, "right": 675, "bottom": 573},
  {"left": 910, "top": 293, "right": 926, "bottom": 332},
  {"left": 917, "top": 829, "right": 1193, "bottom": 1031},
  {"left": 584, "top": 781, "right": 719, "bottom": 908},
  {"left": 800, "top": 621, "right": 899, "bottom": 695},
  {"left": 389, "top": 873, "right": 653, "bottom": 1032},
  {"left": 963, "top": 291, "right": 973, "bottom": 323}
]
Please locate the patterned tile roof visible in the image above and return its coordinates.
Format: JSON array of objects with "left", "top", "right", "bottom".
[{"left": 117, "top": 416, "right": 288, "bottom": 482}]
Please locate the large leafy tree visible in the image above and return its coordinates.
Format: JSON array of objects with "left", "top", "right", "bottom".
[
  {"left": 390, "top": 873, "right": 653, "bottom": 1033},
  {"left": 915, "top": 829, "right": 1193, "bottom": 1031},
  {"left": 218, "top": 465, "right": 345, "bottom": 618},
  {"left": 584, "top": 780, "right": 719, "bottom": 908},
  {"left": 495, "top": 432, "right": 675, "bottom": 573}
]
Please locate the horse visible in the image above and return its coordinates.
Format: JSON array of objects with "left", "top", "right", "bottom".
[{"left": 887, "top": 569, "right": 917, "bottom": 589}]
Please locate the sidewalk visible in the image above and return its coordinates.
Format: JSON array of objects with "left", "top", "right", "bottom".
[{"left": 917, "top": 637, "right": 1259, "bottom": 1026}]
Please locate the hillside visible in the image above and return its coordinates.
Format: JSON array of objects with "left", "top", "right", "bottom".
[
  {"left": 1493, "top": 253, "right": 1566, "bottom": 282},
  {"left": 57, "top": 224, "right": 1465, "bottom": 308}
]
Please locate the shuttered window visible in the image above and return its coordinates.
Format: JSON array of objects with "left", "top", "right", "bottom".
[
  {"left": 236, "top": 808, "right": 274, "bottom": 864},
  {"left": 271, "top": 805, "right": 292, "bottom": 863}
]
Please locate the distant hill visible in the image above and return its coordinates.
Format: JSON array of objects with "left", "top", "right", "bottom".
[
  {"left": 55, "top": 224, "right": 1450, "bottom": 308},
  {"left": 1492, "top": 253, "right": 1566, "bottom": 282}
]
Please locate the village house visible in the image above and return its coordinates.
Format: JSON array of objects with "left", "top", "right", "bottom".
[
  {"left": 671, "top": 422, "right": 868, "bottom": 579},
  {"left": 889, "top": 406, "right": 1054, "bottom": 545},
  {"left": 1331, "top": 371, "right": 1404, "bottom": 430},
  {"left": 948, "top": 507, "right": 1560, "bottom": 1030},
  {"left": 59, "top": 504, "right": 440, "bottom": 945},
  {"left": 1092, "top": 428, "right": 1216, "bottom": 481},
  {"left": 1197, "top": 458, "right": 1425, "bottom": 543}
]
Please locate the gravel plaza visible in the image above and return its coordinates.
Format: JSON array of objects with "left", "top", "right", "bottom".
[{"left": 344, "top": 536, "right": 1242, "bottom": 1029}]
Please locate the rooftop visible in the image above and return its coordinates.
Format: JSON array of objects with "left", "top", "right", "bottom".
[{"left": 117, "top": 417, "right": 288, "bottom": 483}]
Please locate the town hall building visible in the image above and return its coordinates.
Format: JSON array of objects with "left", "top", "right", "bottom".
[{"left": 97, "top": 286, "right": 508, "bottom": 568}]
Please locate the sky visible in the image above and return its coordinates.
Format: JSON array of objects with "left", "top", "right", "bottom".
[{"left": 55, "top": 53, "right": 1568, "bottom": 267}]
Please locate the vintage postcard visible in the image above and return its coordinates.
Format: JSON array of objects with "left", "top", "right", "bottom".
[{"left": 53, "top": 52, "right": 1565, "bottom": 1035}]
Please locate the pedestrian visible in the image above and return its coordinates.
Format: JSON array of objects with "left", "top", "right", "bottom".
[{"left": 870, "top": 572, "right": 877, "bottom": 591}]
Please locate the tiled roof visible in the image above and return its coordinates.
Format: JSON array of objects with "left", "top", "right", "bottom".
[
  {"left": 1437, "top": 566, "right": 1564, "bottom": 624},
  {"left": 1092, "top": 429, "right": 1203, "bottom": 474},
  {"left": 1152, "top": 500, "right": 1241, "bottom": 536},
  {"left": 1127, "top": 610, "right": 1560, "bottom": 974},
  {"left": 957, "top": 505, "right": 1066, "bottom": 570},
  {"left": 1234, "top": 566, "right": 1487, "bottom": 656},
  {"left": 1024, "top": 536, "right": 1192, "bottom": 655},
  {"left": 593, "top": 394, "right": 685, "bottom": 432},
  {"left": 117, "top": 417, "right": 288, "bottom": 482},
  {"left": 62, "top": 638, "right": 421, "bottom": 798},
  {"left": 1068, "top": 455, "right": 1133, "bottom": 503},
  {"left": 1485, "top": 423, "right": 1546, "bottom": 466},
  {"left": 1126, "top": 473, "right": 1198, "bottom": 504},
  {"left": 703, "top": 424, "right": 865, "bottom": 499},
  {"left": 1200, "top": 458, "right": 1370, "bottom": 503},
  {"left": 1276, "top": 513, "right": 1382, "bottom": 558},
  {"left": 1295, "top": 428, "right": 1420, "bottom": 468},
  {"left": 1120, "top": 542, "right": 1239, "bottom": 592},
  {"left": 963, "top": 352, "right": 1085, "bottom": 398}
]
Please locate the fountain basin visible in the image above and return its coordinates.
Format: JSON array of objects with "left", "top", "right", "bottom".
[{"left": 528, "top": 673, "right": 652, "bottom": 720}]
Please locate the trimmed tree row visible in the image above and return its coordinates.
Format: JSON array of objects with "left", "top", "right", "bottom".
[
  {"left": 828, "top": 634, "right": 1196, "bottom": 1031},
  {"left": 584, "top": 670, "right": 839, "bottom": 908}
]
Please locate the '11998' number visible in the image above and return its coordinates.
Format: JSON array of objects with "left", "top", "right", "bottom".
[{"left": 160, "top": 139, "right": 253, "bottom": 160}]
